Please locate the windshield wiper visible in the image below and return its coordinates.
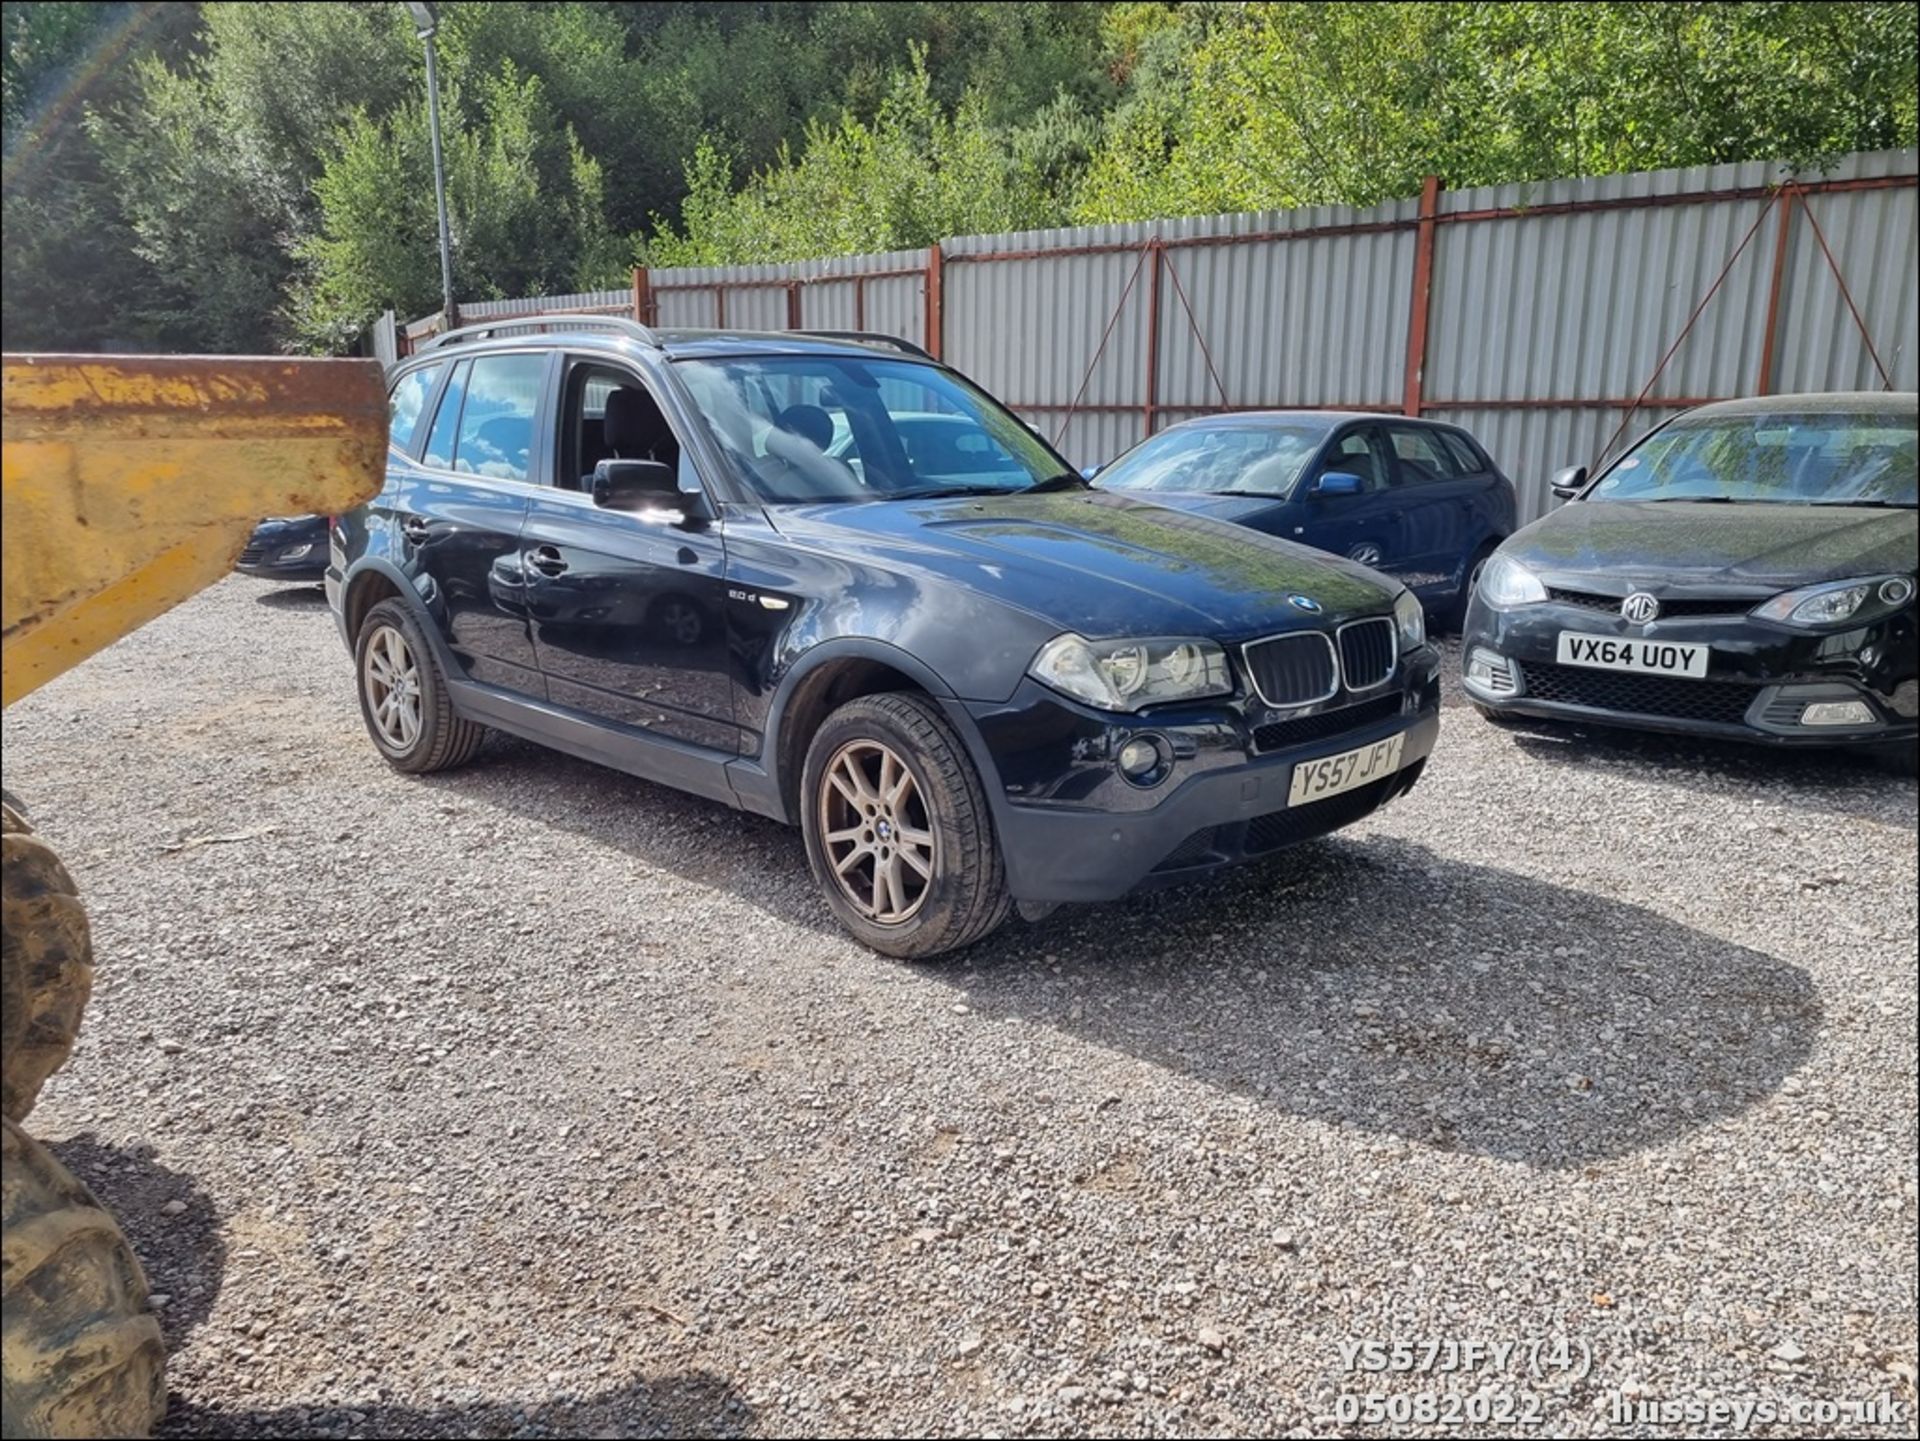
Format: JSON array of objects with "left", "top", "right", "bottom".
[
  {"left": 879, "top": 483, "right": 1021, "bottom": 502},
  {"left": 1805, "top": 498, "right": 1915, "bottom": 508}
]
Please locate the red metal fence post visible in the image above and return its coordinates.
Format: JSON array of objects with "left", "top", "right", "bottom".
[
  {"left": 925, "top": 245, "right": 944, "bottom": 359},
  {"left": 786, "top": 281, "right": 803, "bottom": 331},
  {"left": 1402, "top": 174, "right": 1442, "bottom": 417},
  {"left": 855, "top": 276, "right": 866, "bottom": 330},
  {"left": 714, "top": 286, "right": 727, "bottom": 328},
  {"left": 631, "top": 266, "right": 652, "bottom": 327},
  {"left": 1143, "top": 239, "right": 1164, "bottom": 441},
  {"left": 1756, "top": 184, "right": 1796, "bottom": 395}
]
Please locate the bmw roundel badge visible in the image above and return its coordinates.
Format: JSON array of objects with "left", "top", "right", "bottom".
[{"left": 1287, "top": 594, "right": 1323, "bottom": 613}]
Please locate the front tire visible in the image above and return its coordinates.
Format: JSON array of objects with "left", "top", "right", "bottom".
[
  {"left": 353, "top": 599, "right": 487, "bottom": 774},
  {"left": 800, "top": 693, "right": 1012, "bottom": 959},
  {"left": 2, "top": 804, "right": 94, "bottom": 1123},
  {"left": 1, "top": 1118, "right": 167, "bottom": 1439}
]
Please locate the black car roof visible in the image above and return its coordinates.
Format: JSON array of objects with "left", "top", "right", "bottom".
[
  {"left": 1158, "top": 410, "right": 1418, "bottom": 432},
  {"left": 1678, "top": 391, "right": 1919, "bottom": 420}
]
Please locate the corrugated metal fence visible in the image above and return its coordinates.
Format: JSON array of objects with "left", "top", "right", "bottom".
[{"left": 409, "top": 149, "right": 1919, "bottom": 522}]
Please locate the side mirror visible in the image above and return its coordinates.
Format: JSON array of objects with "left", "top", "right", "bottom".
[
  {"left": 1081, "top": 463, "right": 1103, "bottom": 481},
  {"left": 1549, "top": 464, "right": 1588, "bottom": 500},
  {"left": 1311, "top": 471, "right": 1364, "bottom": 498},
  {"left": 593, "top": 459, "right": 684, "bottom": 514}
]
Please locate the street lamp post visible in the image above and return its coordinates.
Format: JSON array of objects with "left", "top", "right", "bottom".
[{"left": 404, "top": 1, "right": 456, "bottom": 331}]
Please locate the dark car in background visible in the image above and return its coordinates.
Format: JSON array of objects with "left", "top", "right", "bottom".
[
  {"left": 1090, "top": 412, "right": 1517, "bottom": 627},
  {"left": 329, "top": 322, "right": 1440, "bottom": 958},
  {"left": 236, "top": 514, "right": 329, "bottom": 581},
  {"left": 1462, "top": 392, "right": 1918, "bottom": 773}
]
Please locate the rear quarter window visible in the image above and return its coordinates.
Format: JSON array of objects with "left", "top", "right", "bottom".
[
  {"left": 1440, "top": 431, "right": 1487, "bottom": 474},
  {"left": 388, "top": 364, "right": 442, "bottom": 455}
]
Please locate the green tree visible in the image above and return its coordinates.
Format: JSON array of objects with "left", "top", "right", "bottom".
[{"left": 293, "top": 65, "right": 623, "bottom": 350}]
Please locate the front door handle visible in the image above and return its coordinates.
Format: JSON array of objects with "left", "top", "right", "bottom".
[
  {"left": 401, "top": 515, "right": 432, "bottom": 543},
  {"left": 527, "top": 545, "right": 568, "bottom": 577}
]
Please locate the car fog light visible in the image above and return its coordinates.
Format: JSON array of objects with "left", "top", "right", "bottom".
[
  {"left": 1118, "top": 739, "right": 1159, "bottom": 775},
  {"left": 1880, "top": 577, "right": 1915, "bottom": 607},
  {"left": 1801, "top": 700, "right": 1876, "bottom": 727},
  {"left": 1464, "top": 647, "right": 1518, "bottom": 697},
  {"left": 279, "top": 542, "right": 314, "bottom": 561}
]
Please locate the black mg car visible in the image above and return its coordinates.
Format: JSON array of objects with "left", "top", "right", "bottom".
[{"left": 1462, "top": 392, "right": 1918, "bottom": 774}]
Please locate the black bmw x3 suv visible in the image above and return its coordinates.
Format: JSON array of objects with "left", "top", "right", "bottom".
[{"left": 329, "top": 320, "right": 1439, "bottom": 956}]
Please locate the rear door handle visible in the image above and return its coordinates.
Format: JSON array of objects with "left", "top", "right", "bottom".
[{"left": 527, "top": 545, "right": 568, "bottom": 577}]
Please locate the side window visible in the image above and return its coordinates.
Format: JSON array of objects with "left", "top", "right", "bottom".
[
  {"left": 1386, "top": 424, "right": 1463, "bottom": 486},
  {"left": 1321, "top": 427, "right": 1392, "bottom": 492},
  {"left": 452, "top": 353, "right": 545, "bottom": 482},
  {"left": 1440, "top": 430, "right": 1486, "bottom": 475},
  {"left": 388, "top": 364, "right": 442, "bottom": 456},
  {"left": 421, "top": 359, "right": 470, "bottom": 471},
  {"left": 564, "top": 362, "right": 694, "bottom": 494}
]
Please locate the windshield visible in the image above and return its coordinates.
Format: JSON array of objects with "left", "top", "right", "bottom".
[
  {"left": 1592, "top": 412, "right": 1917, "bottom": 506},
  {"left": 671, "top": 355, "right": 1067, "bottom": 503},
  {"left": 1094, "top": 424, "right": 1327, "bottom": 497}
]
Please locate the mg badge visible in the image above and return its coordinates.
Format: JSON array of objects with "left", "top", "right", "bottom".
[
  {"left": 1287, "top": 594, "right": 1323, "bottom": 613},
  {"left": 1621, "top": 592, "right": 1661, "bottom": 624}
]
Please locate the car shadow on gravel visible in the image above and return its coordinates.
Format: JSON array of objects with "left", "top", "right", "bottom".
[
  {"left": 951, "top": 834, "right": 1823, "bottom": 1170},
  {"left": 1483, "top": 714, "right": 1912, "bottom": 824},
  {"left": 416, "top": 740, "right": 1821, "bottom": 1170},
  {"left": 158, "top": 1368, "right": 753, "bottom": 1439},
  {"left": 48, "top": 1133, "right": 227, "bottom": 1339},
  {"left": 251, "top": 585, "right": 329, "bottom": 611}
]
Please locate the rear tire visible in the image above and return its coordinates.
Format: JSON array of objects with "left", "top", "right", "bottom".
[
  {"left": 1446, "top": 542, "right": 1499, "bottom": 633},
  {"left": 1, "top": 1118, "right": 167, "bottom": 1440},
  {"left": 801, "top": 693, "right": 1012, "bottom": 959},
  {"left": 2, "top": 807, "right": 94, "bottom": 1123},
  {"left": 354, "top": 599, "right": 487, "bottom": 774}
]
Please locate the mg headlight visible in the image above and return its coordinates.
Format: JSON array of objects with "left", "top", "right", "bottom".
[
  {"left": 1478, "top": 551, "right": 1547, "bottom": 608},
  {"left": 1392, "top": 589, "right": 1426, "bottom": 651},
  {"left": 1751, "top": 574, "right": 1915, "bottom": 630},
  {"left": 1030, "top": 634, "right": 1232, "bottom": 712}
]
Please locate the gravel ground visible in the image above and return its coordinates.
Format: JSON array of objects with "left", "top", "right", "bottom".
[{"left": 3, "top": 576, "right": 1915, "bottom": 1440}]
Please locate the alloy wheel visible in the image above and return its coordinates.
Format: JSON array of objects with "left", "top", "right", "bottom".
[
  {"left": 817, "top": 739, "right": 936, "bottom": 924},
  {"left": 363, "top": 624, "right": 423, "bottom": 751}
]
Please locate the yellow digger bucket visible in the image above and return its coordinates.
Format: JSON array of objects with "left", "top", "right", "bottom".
[{"left": 1, "top": 355, "right": 387, "bottom": 707}]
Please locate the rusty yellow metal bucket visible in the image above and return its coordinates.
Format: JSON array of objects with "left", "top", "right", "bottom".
[{"left": 1, "top": 355, "right": 387, "bottom": 706}]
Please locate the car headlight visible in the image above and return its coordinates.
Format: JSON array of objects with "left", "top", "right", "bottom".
[
  {"left": 1392, "top": 589, "right": 1426, "bottom": 651},
  {"left": 1477, "top": 551, "right": 1547, "bottom": 608},
  {"left": 1751, "top": 574, "right": 1915, "bottom": 630},
  {"left": 1029, "top": 634, "right": 1233, "bottom": 711}
]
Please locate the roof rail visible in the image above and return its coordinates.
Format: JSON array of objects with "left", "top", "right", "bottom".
[
  {"left": 794, "top": 330, "right": 932, "bottom": 361},
  {"left": 420, "top": 314, "right": 659, "bottom": 352}
]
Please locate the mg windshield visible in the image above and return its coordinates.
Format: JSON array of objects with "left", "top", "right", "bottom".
[
  {"left": 1592, "top": 412, "right": 1917, "bottom": 506},
  {"left": 672, "top": 354, "right": 1066, "bottom": 504},
  {"left": 1095, "top": 424, "right": 1327, "bottom": 497}
]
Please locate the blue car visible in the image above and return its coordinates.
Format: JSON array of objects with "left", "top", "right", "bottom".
[{"left": 1092, "top": 412, "right": 1517, "bottom": 626}]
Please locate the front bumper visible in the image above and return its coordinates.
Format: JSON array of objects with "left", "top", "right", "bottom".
[
  {"left": 236, "top": 517, "right": 329, "bottom": 580},
  {"left": 964, "top": 647, "right": 1442, "bottom": 904},
  {"left": 1461, "top": 593, "right": 1919, "bottom": 748}
]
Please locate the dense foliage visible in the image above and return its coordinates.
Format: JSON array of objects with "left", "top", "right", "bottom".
[{"left": 3, "top": 1, "right": 1913, "bottom": 353}]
